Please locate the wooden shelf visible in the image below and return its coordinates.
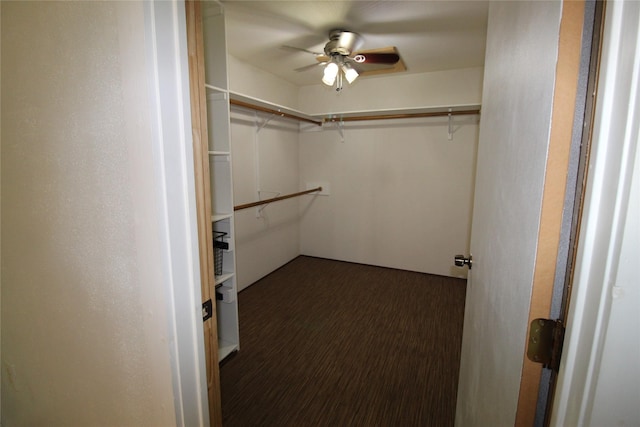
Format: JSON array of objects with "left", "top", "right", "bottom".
[
  {"left": 215, "top": 272, "right": 234, "bottom": 286},
  {"left": 226, "top": 90, "right": 480, "bottom": 124},
  {"left": 205, "top": 83, "right": 227, "bottom": 93},
  {"left": 321, "top": 104, "right": 481, "bottom": 122},
  {"left": 212, "top": 213, "right": 233, "bottom": 222},
  {"left": 229, "top": 91, "right": 323, "bottom": 126}
]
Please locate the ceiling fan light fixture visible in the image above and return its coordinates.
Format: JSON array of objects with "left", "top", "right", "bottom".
[{"left": 322, "top": 62, "right": 339, "bottom": 86}]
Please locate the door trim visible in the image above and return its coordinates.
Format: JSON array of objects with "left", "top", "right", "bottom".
[
  {"left": 141, "top": 0, "right": 211, "bottom": 425},
  {"left": 550, "top": 0, "right": 640, "bottom": 423}
]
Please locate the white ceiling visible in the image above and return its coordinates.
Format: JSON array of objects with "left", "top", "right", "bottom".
[{"left": 221, "top": 0, "right": 489, "bottom": 87}]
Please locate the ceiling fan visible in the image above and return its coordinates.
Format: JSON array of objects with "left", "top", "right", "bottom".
[{"left": 286, "top": 29, "right": 406, "bottom": 91}]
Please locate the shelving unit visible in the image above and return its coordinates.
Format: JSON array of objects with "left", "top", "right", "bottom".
[
  {"left": 202, "top": 1, "right": 239, "bottom": 362},
  {"left": 320, "top": 104, "right": 481, "bottom": 122},
  {"left": 227, "top": 90, "right": 480, "bottom": 126},
  {"left": 229, "top": 91, "right": 323, "bottom": 126}
]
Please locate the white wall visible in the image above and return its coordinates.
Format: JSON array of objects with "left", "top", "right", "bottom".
[
  {"left": 298, "top": 68, "right": 482, "bottom": 277},
  {"left": 231, "top": 109, "right": 302, "bottom": 290},
  {"left": 0, "top": 2, "right": 3, "bottom": 421},
  {"left": 455, "top": 2, "right": 561, "bottom": 425},
  {"left": 228, "top": 58, "right": 302, "bottom": 291},
  {"left": 228, "top": 55, "right": 299, "bottom": 109},
  {"left": 227, "top": 62, "right": 482, "bottom": 286},
  {"left": 1, "top": 2, "right": 202, "bottom": 425},
  {"left": 298, "top": 67, "right": 483, "bottom": 114}
]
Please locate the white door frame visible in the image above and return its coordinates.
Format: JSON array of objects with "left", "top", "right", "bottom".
[
  {"left": 551, "top": 0, "right": 640, "bottom": 424},
  {"left": 143, "top": 1, "right": 209, "bottom": 425}
]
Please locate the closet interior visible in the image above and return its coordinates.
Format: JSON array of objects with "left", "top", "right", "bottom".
[{"left": 194, "top": 0, "right": 482, "bottom": 375}]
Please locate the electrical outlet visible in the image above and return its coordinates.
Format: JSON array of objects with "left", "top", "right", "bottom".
[{"left": 202, "top": 299, "right": 213, "bottom": 321}]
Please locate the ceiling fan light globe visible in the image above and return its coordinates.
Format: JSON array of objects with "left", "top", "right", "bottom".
[
  {"left": 344, "top": 67, "right": 359, "bottom": 84},
  {"left": 322, "top": 74, "right": 337, "bottom": 86},
  {"left": 322, "top": 62, "right": 339, "bottom": 86}
]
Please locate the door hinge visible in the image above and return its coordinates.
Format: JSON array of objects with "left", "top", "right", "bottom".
[
  {"left": 527, "top": 318, "right": 565, "bottom": 371},
  {"left": 202, "top": 299, "right": 213, "bottom": 322}
]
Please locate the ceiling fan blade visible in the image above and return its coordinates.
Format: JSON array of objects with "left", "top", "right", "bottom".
[
  {"left": 295, "top": 63, "right": 325, "bottom": 72},
  {"left": 281, "top": 45, "right": 324, "bottom": 56},
  {"left": 352, "top": 52, "right": 400, "bottom": 64},
  {"left": 351, "top": 46, "right": 407, "bottom": 78}
]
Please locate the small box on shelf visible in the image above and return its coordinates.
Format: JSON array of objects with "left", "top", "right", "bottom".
[{"left": 216, "top": 286, "right": 235, "bottom": 303}]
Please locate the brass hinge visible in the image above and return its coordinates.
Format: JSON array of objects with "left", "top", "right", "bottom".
[{"left": 527, "top": 318, "right": 565, "bottom": 372}]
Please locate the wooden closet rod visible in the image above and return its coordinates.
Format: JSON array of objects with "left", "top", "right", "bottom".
[
  {"left": 230, "top": 98, "right": 323, "bottom": 126},
  {"left": 323, "top": 108, "right": 480, "bottom": 123},
  {"left": 234, "top": 187, "right": 323, "bottom": 211}
]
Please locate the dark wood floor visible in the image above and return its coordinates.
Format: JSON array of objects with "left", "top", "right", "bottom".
[{"left": 220, "top": 256, "right": 467, "bottom": 426}]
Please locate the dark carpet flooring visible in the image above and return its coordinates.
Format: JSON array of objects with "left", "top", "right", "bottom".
[{"left": 220, "top": 256, "right": 467, "bottom": 426}]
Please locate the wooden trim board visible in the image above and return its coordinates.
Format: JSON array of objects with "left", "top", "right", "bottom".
[
  {"left": 515, "top": 1, "right": 586, "bottom": 424},
  {"left": 185, "top": 1, "right": 223, "bottom": 426}
]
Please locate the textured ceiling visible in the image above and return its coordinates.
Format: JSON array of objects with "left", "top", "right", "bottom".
[{"left": 221, "top": 0, "right": 489, "bottom": 87}]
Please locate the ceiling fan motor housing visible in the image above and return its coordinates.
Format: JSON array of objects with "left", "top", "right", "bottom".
[{"left": 324, "top": 30, "right": 363, "bottom": 56}]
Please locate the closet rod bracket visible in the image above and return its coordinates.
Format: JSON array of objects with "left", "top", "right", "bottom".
[
  {"left": 256, "top": 113, "right": 278, "bottom": 133},
  {"left": 255, "top": 191, "right": 281, "bottom": 218}
]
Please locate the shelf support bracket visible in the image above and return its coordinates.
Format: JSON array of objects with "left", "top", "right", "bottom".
[
  {"left": 256, "top": 113, "right": 277, "bottom": 134},
  {"left": 448, "top": 109, "right": 453, "bottom": 141}
]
